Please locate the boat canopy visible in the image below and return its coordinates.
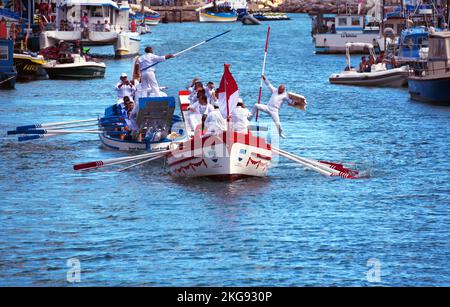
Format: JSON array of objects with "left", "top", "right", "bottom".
[
  {"left": 60, "top": 0, "right": 128, "bottom": 10},
  {"left": 345, "top": 43, "right": 376, "bottom": 69}
]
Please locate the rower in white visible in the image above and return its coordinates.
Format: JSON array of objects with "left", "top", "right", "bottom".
[
  {"left": 187, "top": 89, "right": 214, "bottom": 132},
  {"left": 249, "top": 74, "right": 295, "bottom": 138},
  {"left": 231, "top": 99, "right": 250, "bottom": 134},
  {"left": 115, "top": 73, "right": 136, "bottom": 103},
  {"left": 205, "top": 81, "right": 218, "bottom": 107},
  {"left": 204, "top": 105, "right": 227, "bottom": 136},
  {"left": 135, "top": 46, "right": 174, "bottom": 98}
]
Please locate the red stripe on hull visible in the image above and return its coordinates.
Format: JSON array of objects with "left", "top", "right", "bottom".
[{"left": 170, "top": 131, "right": 271, "bottom": 158}]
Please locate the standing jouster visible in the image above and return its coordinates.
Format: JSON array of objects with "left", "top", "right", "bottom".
[
  {"left": 134, "top": 46, "right": 174, "bottom": 97},
  {"left": 249, "top": 74, "right": 295, "bottom": 138},
  {"left": 133, "top": 31, "right": 231, "bottom": 98}
]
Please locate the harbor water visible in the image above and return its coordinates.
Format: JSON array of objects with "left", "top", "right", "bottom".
[{"left": 0, "top": 14, "right": 449, "bottom": 286}]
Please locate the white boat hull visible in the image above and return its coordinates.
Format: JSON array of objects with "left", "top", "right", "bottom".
[
  {"left": 198, "top": 12, "right": 238, "bottom": 23},
  {"left": 315, "top": 33, "right": 384, "bottom": 54},
  {"left": 99, "top": 133, "right": 172, "bottom": 151},
  {"left": 40, "top": 30, "right": 141, "bottom": 58},
  {"left": 329, "top": 66, "right": 409, "bottom": 87},
  {"left": 167, "top": 132, "right": 272, "bottom": 180},
  {"left": 114, "top": 32, "right": 141, "bottom": 58}
]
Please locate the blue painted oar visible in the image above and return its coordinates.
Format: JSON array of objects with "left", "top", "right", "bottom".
[
  {"left": 140, "top": 30, "right": 231, "bottom": 72},
  {"left": 15, "top": 118, "right": 99, "bottom": 131}
]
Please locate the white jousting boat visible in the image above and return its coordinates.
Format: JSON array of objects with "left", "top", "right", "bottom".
[
  {"left": 329, "top": 42, "right": 409, "bottom": 87},
  {"left": 168, "top": 64, "right": 271, "bottom": 180}
]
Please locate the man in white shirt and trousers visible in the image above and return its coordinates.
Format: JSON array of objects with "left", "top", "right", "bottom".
[
  {"left": 135, "top": 46, "right": 174, "bottom": 98},
  {"left": 248, "top": 75, "right": 295, "bottom": 138},
  {"left": 115, "top": 73, "right": 136, "bottom": 104}
]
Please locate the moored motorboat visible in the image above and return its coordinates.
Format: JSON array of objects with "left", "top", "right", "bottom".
[
  {"left": 13, "top": 52, "right": 48, "bottom": 81},
  {"left": 408, "top": 31, "right": 450, "bottom": 105},
  {"left": 329, "top": 42, "right": 409, "bottom": 87},
  {"left": 43, "top": 54, "right": 105, "bottom": 79}
]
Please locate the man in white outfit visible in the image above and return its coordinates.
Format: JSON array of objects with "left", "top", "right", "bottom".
[
  {"left": 248, "top": 75, "right": 295, "bottom": 138},
  {"left": 205, "top": 81, "right": 218, "bottom": 107},
  {"left": 135, "top": 46, "right": 174, "bottom": 97},
  {"left": 204, "top": 105, "right": 227, "bottom": 136},
  {"left": 115, "top": 73, "right": 136, "bottom": 103},
  {"left": 231, "top": 99, "right": 250, "bottom": 134},
  {"left": 187, "top": 89, "right": 214, "bottom": 132}
]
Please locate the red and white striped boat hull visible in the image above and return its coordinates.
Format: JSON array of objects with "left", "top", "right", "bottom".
[{"left": 167, "top": 131, "right": 272, "bottom": 180}]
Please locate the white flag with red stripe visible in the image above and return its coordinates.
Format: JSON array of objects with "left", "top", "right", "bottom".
[{"left": 217, "top": 64, "right": 239, "bottom": 119}]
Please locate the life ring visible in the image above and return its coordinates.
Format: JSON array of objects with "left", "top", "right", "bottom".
[{"left": 67, "top": 6, "right": 80, "bottom": 24}]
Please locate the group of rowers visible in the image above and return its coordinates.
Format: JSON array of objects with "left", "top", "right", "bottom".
[{"left": 113, "top": 45, "right": 297, "bottom": 140}]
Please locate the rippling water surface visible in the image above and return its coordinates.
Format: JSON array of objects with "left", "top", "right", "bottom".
[{"left": 0, "top": 14, "right": 449, "bottom": 286}]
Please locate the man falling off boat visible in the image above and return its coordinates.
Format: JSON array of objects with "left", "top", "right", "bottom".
[
  {"left": 134, "top": 46, "right": 174, "bottom": 97},
  {"left": 248, "top": 74, "right": 296, "bottom": 139}
]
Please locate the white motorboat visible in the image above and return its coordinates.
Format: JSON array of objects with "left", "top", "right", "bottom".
[
  {"left": 329, "top": 42, "right": 409, "bottom": 87},
  {"left": 43, "top": 54, "right": 105, "bottom": 79},
  {"left": 40, "top": 0, "right": 141, "bottom": 58}
]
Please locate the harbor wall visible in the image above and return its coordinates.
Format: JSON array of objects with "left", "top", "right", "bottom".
[{"left": 152, "top": 5, "right": 199, "bottom": 23}]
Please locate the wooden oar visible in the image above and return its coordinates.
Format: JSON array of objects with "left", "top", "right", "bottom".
[
  {"left": 73, "top": 150, "right": 170, "bottom": 171},
  {"left": 118, "top": 154, "right": 166, "bottom": 172},
  {"left": 273, "top": 148, "right": 334, "bottom": 177},
  {"left": 15, "top": 118, "right": 99, "bottom": 131},
  {"left": 9, "top": 129, "right": 104, "bottom": 135},
  {"left": 50, "top": 123, "right": 99, "bottom": 130},
  {"left": 273, "top": 147, "right": 360, "bottom": 179},
  {"left": 275, "top": 148, "right": 340, "bottom": 176}
]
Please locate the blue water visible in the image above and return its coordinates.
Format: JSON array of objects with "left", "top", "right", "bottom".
[{"left": 0, "top": 14, "right": 449, "bottom": 286}]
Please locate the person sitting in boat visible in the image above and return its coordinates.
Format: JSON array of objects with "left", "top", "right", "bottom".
[
  {"left": 135, "top": 46, "right": 174, "bottom": 98},
  {"left": 231, "top": 99, "right": 250, "bottom": 134},
  {"left": 187, "top": 89, "right": 214, "bottom": 133},
  {"left": 359, "top": 56, "right": 367, "bottom": 73},
  {"left": 57, "top": 40, "right": 73, "bottom": 64},
  {"left": 103, "top": 20, "right": 110, "bottom": 32},
  {"left": 376, "top": 51, "right": 385, "bottom": 64},
  {"left": 204, "top": 105, "right": 227, "bottom": 136},
  {"left": 248, "top": 75, "right": 295, "bottom": 139},
  {"left": 94, "top": 20, "right": 102, "bottom": 32},
  {"left": 188, "top": 81, "right": 204, "bottom": 105},
  {"left": 117, "top": 95, "right": 132, "bottom": 116},
  {"left": 121, "top": 99, "right": 139, "bottom": 141},
  {"left": 205, "top": 81, "right": 218, "bottom": 107},
  {"left": 116, "top": 73, "right": 136, "bottom": 103}
]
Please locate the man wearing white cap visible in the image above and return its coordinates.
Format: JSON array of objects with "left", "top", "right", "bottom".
[
  {"left": 135, "top": 46, "right": 174, "bottom": 97},
  {"left": 115, "top": 73, "right": 136, "bottom": 103}
]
